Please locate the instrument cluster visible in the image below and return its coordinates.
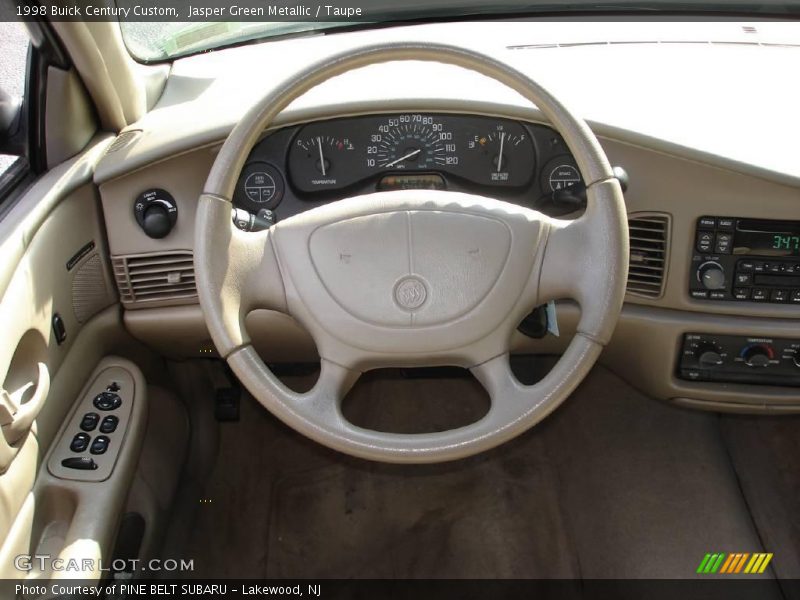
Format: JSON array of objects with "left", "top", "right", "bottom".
[{"left": 232, "top": 113, "right": 584, "bottom": 221}]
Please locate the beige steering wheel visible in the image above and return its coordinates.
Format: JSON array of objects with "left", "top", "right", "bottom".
[{"left": 195, "top": 42, "right": 628, "bottom": 464}]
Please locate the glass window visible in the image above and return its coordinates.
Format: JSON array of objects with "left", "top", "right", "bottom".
[{"left": 0, "top": 20, "right": 30, "bottom": 182}]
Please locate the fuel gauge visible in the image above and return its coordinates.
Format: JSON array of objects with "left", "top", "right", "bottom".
[{"left": 464, "top": 122, "right": 534, "bottom": 187}]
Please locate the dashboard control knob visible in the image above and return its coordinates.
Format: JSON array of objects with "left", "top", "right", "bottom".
[
  {"left": 698, "top": 262, "right": 725, "bottom": 290},
  {"left": 693, "top": 340, "right": 724, "bottom": 367},
  {"left": 791, "top": 350, "right": 800, "bottom": 369},
  {"left": 742, "top": 344, "right": 772, "bottom": 368},
  {"left": 142, "top": 204, "right": 172, "bottom": 239},
  {"left": 699, "top": 350, "right": 724, "bottom": 367},
  {"left": 134, "top": 189, "right": 178, "bottom": 239}
]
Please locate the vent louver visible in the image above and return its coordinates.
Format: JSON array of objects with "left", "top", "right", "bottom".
[
  {"left": 112, "top": 251, "right": 196, "bottom": 306},
  {"left": 627, "top": 213, "right": 670, "bottom": 299}
]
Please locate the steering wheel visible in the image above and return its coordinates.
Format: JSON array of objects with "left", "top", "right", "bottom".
[{"left": 195, "top": 42, "right": 628, "bottom": 463}]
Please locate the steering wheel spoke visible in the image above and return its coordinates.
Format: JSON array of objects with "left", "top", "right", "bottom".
[
  {"left": 195, "top": 193, "right": 286, "bottom": 357},
  {"left": 538, "top": 178, "right": 628, "bottom": 345}
]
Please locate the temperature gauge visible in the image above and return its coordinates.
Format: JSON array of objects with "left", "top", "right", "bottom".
[{"left": 291, "top": 135, "right": 355, "bottom": 189}]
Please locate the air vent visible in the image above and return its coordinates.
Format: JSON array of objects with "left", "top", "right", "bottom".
[
  {"left": 627, "top": 213, "right": 670, "bottom": 299},
  {"left": 112, "top": 251, "right": 196, "bottom": 306}
]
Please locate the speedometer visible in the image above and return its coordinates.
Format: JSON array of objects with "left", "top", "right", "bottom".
[{"left": 367, "top": 115, "right": 458, "bottom": 171}]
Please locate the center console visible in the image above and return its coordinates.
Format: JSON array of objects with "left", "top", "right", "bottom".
[{"left": 689, "top": 216, "right": 800, "bottom": 304}]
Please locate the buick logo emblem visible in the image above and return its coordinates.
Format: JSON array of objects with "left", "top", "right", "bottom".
[{"left": 394, "top": 277, "right": 428, "bottom": 310}]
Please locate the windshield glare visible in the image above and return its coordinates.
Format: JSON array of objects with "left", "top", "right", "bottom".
[{"left": 118, "top": 1, "right": 800, "bottom": 62}]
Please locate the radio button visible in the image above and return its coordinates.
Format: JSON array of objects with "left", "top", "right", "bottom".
[
  {"left": 733, "top": 288, "right": 751, "bottom": 300},
  {"left": 709, "top": 291, "right": 727, "bottom": 300},
  {"left": 696, "top": 231, "right": 714, "bottom": 253},
  {"left": 735, "top": 273, "right": 753, "bottom": 286},
  {"left": 754, "top": 262, "right": 767, "bottom": 273},
  {"left": 791, "top": 291, "right": 800, "bottom": 304},
  {"left": 752, "top": 288, "right": 769, "bottom": 302},
  {"left": 771, "top": 289, "right": 789, "bottom": 303},
  {"left": 698, "top": 217, "right": 717, "bottom": 230},
  {"left": 738, "top": 261, "right": 755, "bottom": 272},
  {"left": 768, "top": 263, "right": 784, "bottom": 274},
  {"left": 717, "top": 217, "right": 736, "bottom": 231},
  {"left": 785, "top": 264, "right": 797, "bottom": 274},
  {"left": 715, "top": 233, "right": 733, "bottom": 254},
  {"left": 690, "top": 290, "right": 710, "bottom": 299}
]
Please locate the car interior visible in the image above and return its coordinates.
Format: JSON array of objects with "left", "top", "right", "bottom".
[{"left": 0, "top": 9, "right": 799, "bottom": 593}]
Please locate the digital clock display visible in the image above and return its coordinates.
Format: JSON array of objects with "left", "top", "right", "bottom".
[
  {"left": 772, "top": 234, "right": 800, "bottom": 253},
  {"left": 734, "top": 219, "right": 800, "bottom": 257}
]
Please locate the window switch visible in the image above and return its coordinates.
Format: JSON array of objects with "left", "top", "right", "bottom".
[
  {"left": 80, "top": 412, "right": 99, "bottom": 432},
  {"left": 70, "top": 432, "right": 90, "bottom": 453},
  {"left": 90, "top": 435, "right": 110, "bottom": 455},
  {"left": 99, "top": 415, "right": 119, "bottom": 434}
]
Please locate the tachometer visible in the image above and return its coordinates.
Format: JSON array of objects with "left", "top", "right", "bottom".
[{"left": 367, "top": 115, "right": 458, "bottom": 171}]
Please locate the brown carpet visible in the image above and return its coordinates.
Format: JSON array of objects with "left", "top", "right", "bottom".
[
  {"left": 174, "top": 358, "right": 790, "bottom": 588},
  {"left": 721, "top": 413, "right": 800, "bottom": 592}
]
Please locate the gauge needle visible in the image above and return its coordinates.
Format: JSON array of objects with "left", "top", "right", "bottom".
[
  {"left": 317, "top": 137, "right": 326, "bottom": 177},
  {"left": 385, "top": 148, "right": 421, "bottom": 168},
  {"left": 496, "top": 132, "right": 505, "bottom": 173}
]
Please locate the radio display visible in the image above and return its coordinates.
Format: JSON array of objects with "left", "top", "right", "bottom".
[{"left": 734, "top": 219, "right": 800, "bottom": 257}]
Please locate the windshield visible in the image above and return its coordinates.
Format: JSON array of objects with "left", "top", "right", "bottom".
[{"left": 118, "top": 0, "right": 800, "bottom": 61}]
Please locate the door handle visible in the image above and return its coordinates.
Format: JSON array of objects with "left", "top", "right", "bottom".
[{"left": 1, "top": 361, "right": 50, "bottom": 446}]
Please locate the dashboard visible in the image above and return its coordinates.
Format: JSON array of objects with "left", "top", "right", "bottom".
[{"left": 232, "top": 113, "right": 583, "bottom": 220}]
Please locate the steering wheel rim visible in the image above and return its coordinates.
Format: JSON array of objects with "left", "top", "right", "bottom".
[{"left": 195, "top": 42, "right": 628, "bottom": 464}]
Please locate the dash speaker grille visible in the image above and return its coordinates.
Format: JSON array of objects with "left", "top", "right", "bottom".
[{"left": 72, "top": 253, "right": 112, "bottom": 323}]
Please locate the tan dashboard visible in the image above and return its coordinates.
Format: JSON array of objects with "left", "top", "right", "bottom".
[{"left": 97, "top": 107, "right": 800, "bottom": 413}]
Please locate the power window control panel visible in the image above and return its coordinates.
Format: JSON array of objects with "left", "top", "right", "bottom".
[{"left": 48, "top": 366, "right": 135, "bottom": 482}]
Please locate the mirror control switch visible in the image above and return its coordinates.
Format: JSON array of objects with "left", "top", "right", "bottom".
[
  {"left": 93, "top": 391, "right": 122, "bottom": 411},
  {"left": 61, "top": 457, "right": 98, "bottom": 470}
]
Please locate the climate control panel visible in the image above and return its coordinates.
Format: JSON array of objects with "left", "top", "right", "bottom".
[{"left": 679, "top": 333, "right": 800, "bottom": 386}]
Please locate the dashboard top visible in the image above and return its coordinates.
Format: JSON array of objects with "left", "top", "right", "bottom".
[{"left": 94, "top": 21, "right": 800, "bottom": 186}]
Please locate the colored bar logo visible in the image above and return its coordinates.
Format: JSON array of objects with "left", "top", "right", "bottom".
[{"left": 696, "top": 552, "right": 773, "bottom": 574}]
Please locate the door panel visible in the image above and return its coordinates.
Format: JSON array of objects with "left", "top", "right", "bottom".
[{"left": 0, "top": 140, "right": 117, "bottom": 577}]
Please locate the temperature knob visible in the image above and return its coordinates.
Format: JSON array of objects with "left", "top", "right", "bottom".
[
  {"left": 697, "top": 261, "right": 726, "bottom": 290},
  {"left": 742, "top": 344, "right": 773, "bottom": 368}
]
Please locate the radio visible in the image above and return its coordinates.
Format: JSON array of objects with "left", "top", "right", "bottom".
[
  {"left": 678, "top": 333, "right": 800, "bottom": 386},
  {"left": 688, "top": 216, "right": 800, "bottom": 304}
]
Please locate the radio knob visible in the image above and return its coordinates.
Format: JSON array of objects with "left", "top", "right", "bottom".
[
  {"left": 698, "top": 262, "right": 726, "bottom": 290},
  {"left": 742, "top": 344, "right": 772, "bottom": 368}
]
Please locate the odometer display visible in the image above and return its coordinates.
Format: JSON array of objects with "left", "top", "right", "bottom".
[{"left": 368, "top": 114, "right": 457, "bottom": 171}]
